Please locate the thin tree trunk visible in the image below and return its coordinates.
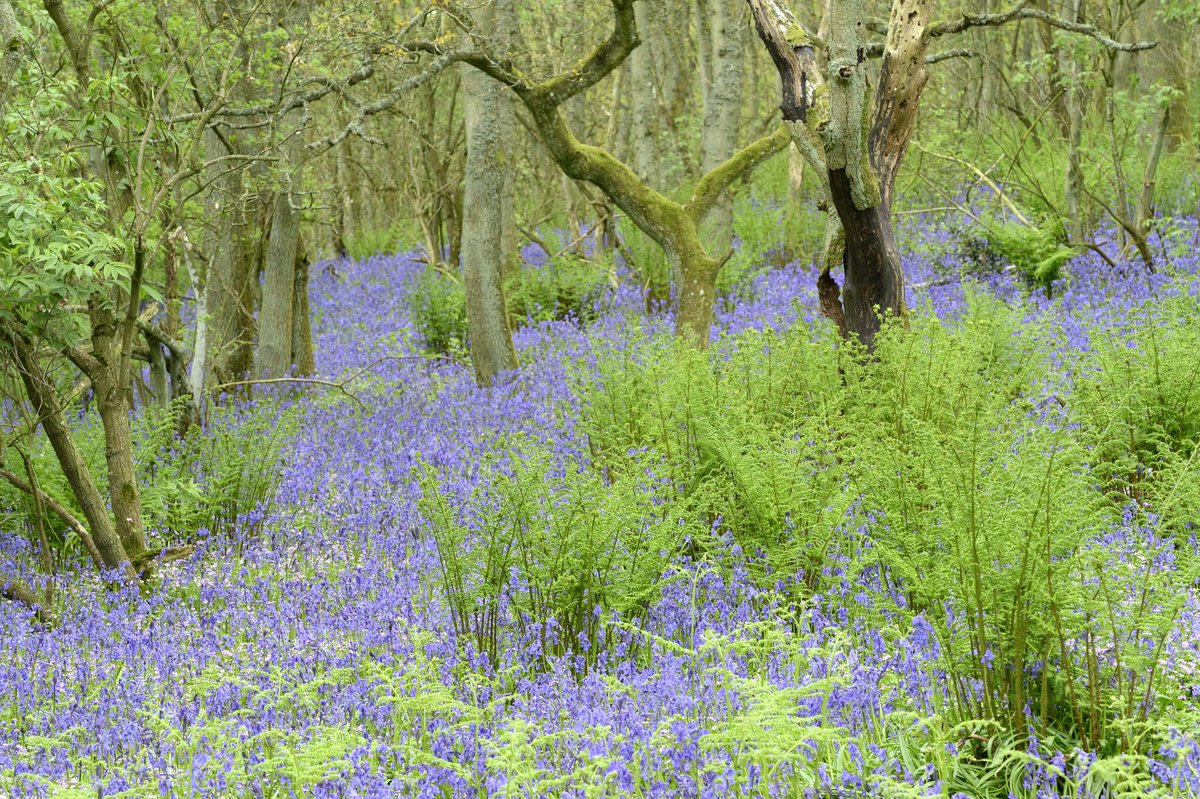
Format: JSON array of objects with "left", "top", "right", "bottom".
[
  {"left": 256, "top": 104, "right": 304, "bottom": 379},
  {"left": 1062, "top": 0, "right": 1086, "bottom": 243},
  {"left": 630, "top": 0, "right": 660, "bottom": 187},
  {"left": 90, "top": 336, "right": 147, "bottom": 561},
  {"left": 461, "top": 0, "right": 519, "bottom": 386},
  {"left": 0, "top": 465, "right": 103, "bottom": 572},
  {"left": 698, "top": 0, "right": 746, "bottom": 256},
  {"left": 185, "top": 242, "right": 209, "bottom": 413},
  {"left": 12, "top": 340, "right": 133, "bottom": 579},
  {"left": 0, "top": 0, "right": 20, "bottom": 104},
  {"left": 1135, "top": 105, "right": 1168, "bottom": 235},
  {"left": 290, "top": 234, "right": 315, "bottom": 375},
  {"left": 202, "top": 127, "right": 253, "bottom": 384}
]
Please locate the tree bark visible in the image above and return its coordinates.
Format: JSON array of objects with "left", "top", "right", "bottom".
[
  {"left": 461, "top": 0, "right": 519, "bottom": 386},
  {"left": 1, "top": 571, "right": 49, "bottom": 623},
  {"left": 12, "top": 340, "right": 134, "bottom": 579},
  {"left": 698, "top": 0, "right": 746, "bottom": 255},
  {"left": 291, "top": 242, "right": 315, "bottom": 375},
  {"left": 202, "top": 127, "right": 255, "bottom": 384},
  {"left": 88, "top": 329, "right": 148, "bottom": 561},
  {"left": 256, "top": 108, "right": 304, "bottom": 378},
  {"left": 828, "top": 171, "right": 903, "bottom": 348},
  {"left": 0, "top": 0, "right": 19, "bottom": 104},
  {"left": 630, "top": 0, "right": 661, "bottom": 187},
  {"left": 749, "top": 0, "right": 907, "bottom": 349}
]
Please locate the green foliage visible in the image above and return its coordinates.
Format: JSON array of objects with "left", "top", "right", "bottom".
[
  {"left": 133, "top": 399, "right": 299, "bottom": 542},
  {"left": 0, "top": 397, "right": 296, "bottom": 553},
  {"left": 409, "top": 266, "right": 468, "bottom": 356},
  {"left": 576, "top": 319, "right": 850, "bottom": 579},
  {"left": 343, "top": 224, "right": 420, "bottom": 261},
  {"left": 505, "top": 251, "right": 614, "bottom": 324},
  {"left": 969, "top": 220, "right": 1078, "bottom": 294},
  {"left": 409, "top": 253, "right": 615, "bottom": 354},
  {"left": 417, "top": 441, "right": 693, "bottom": 670},
  {"left": 0, "top": 118, "right": 128, "bottom": 340},
  {"left": 839, "top": 297, "right": 1114, "bottom": 738},
  {"left": 574, "top": 290, "right": 1197, "bottom": 758},
  {"left": 1072, "top": 294, "right": 1200, "bottom": 513},
  {"left": 716, "top": 198, "right": 792, "bottom": 304}
]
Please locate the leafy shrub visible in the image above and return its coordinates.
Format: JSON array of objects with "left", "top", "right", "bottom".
[
  {"left": 136, "top": 398, "right": 299, "bottom": 542},
  {"left": 575, "top": 319, "right": 849, "bottom": 579},
  {"left": 948, "top": 217, "right": 1078, "bottom": 295},
  {"left": 0, "top": 397, "right": 297, "bottom": 555},
  {"left": 408, "top": 266, "right": 467, "bottom": 356},
  {"left": 574, "top": 291, "right": 1197, "bottom": 756},
  {"left": 417, "top": 441, "right": 692, "bottom": 670},
  {"left": 504, "top": 251, "right": 613, "bottom": 324},
  {"left": 1072, "top": 294, "right": 1200, "bottom": 512},
  {"left": 342, "top": 223, "right": 419, "bottom": 260}
]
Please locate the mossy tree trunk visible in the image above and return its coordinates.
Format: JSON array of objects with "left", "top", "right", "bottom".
[
  {"left": 464, "top": 0, "right": 788, "bottom": 348},
  {"left": 11, "top": 338, "right": 135, "bottom": 580},
  {"left": 255, "top": 105, "right": 304, "bottom": 379},
  {"left": 461, "top": 0, "right": 519, "bottom": 385},
  {"left": 749, "top": 0, "right": 1151, "bottom": 350},
  {"left": 749, "top": 0, "right": 915, "bottom": 350}
]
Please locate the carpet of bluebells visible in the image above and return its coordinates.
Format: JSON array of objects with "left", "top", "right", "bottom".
[{"left": 2, "top": 212, "right": 1200, "bottom": 798}]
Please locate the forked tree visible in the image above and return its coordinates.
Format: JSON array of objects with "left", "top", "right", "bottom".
[
  {"left": 746, "top": 0, "right": 1155, "bottom": 349},
  {"left": 455, "top": 0, "right": 789, "bottom": 348}
]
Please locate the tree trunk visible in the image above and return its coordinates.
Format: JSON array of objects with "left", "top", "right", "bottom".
[
  {"left": 674, "top": 247, "right": 721, "bottom": 348},
  {"left": 464, "top": 0, "right": 786, "bottom": 349},
  {"left": 461, "top": 0, "right": 519, "bottom": 386},
  {"left": 0, "top": 0, "right": 19, "bottom": 104},
  {"left": 828, "top": 171, "right": 904, "bottom": 349},
  {"left": 749, "top": 0, "right": 912, "bottom": 349},
  {"left": 12, "top": 340, "right": 134, "bottom": 579},
  {"left": 1135, "top": 105, "right": 1168, "bottom": 236},
  {"left": 202, "top": 127, "right": 256, "bottom": 384},
  {"left": 630, "top": 0, "right": 660, "bottom": 187},
  {"left": 291, "top": 241, "right": 315, "bottom": 376},
  {"left": 698, "top": 0, "right": 746, "bottom": 256},
  {"left": 93, "top": 374, "right": 146, "bottom": 560},
  {"left": 255, "top": 105, "right": 304, "bottom": 379}
]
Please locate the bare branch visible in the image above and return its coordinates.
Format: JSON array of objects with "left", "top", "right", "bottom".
[
  {"left": 865, "top": 6, "right": 1156, "bottom": 55},
  {"left": 925, "top": 48, "right": 976, "bottom": 64},
  {"left": 309, "top": 48, "right": 477, "bottom": 151}
]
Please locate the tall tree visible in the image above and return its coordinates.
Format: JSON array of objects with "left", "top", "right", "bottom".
[
  {"left": 460, "top": 0, "right": 520, "bottom": 385},
  {"left": 748, "top": 0, "right": 1154, "bottom": 349},
  {"left": 257, "top": 34, "right": 310, "bottom": 380},
  {"left": 456, "top": 0, "right": 788, "bottom": 347},
  {"left": 698, "top": 0, "right": 748, "bottom": 254}
]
